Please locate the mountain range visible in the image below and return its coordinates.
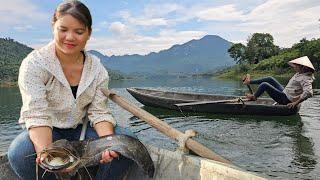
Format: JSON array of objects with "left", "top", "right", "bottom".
[
  {"left": 0, "top": 35, "right": 235, "bottom": 84},
  {"left": 89, "top": 35, "right": 235, "bottom": 75}
]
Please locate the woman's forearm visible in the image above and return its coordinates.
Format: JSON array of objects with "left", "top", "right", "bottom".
[
  {"left": 94, "top": 121, "right": 118, "bottom": 162},
  {"left": 94, "top": 121, "right": 114, "bottom": 137},
  {"left": 28, "top": 126, "right": 52, "bottom": 153}
]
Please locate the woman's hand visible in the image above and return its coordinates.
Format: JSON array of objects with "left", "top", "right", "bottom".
[
  {"left": 242, "top": 74, "right": 251, "bottom": 85},
  {"left": 36, "top": 151, "right": 48, "bottom": 164},
  {"left": 287, "top": 101, "right": 299, "bottom": 109},
  {"left": 100, "top": 150, "right": 119, "bottom": 164},
  {"left": 29, "top": 126, "right": 52, "bottom": 164}
]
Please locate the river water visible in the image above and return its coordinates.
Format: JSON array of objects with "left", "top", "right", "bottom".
[{"left": 0, "top": 76, "right": 319, "bottom": 179}]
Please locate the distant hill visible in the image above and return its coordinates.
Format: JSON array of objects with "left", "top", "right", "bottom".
[
  {"left": 88, "top": 50, "right": 106, "bottom": 61},
  {"left": 0, "top": 38, "right": 33, "bottom": 83},
  {"left": 90, "top": 35, "right": 235, "bottom": 75},
  {"left": 87, "top": 50, "right": 127, "bottom": 79}
]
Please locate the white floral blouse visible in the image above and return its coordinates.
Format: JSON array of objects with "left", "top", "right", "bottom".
[{"left": 18, "top": 42, "right": 116, "bottom": 130}]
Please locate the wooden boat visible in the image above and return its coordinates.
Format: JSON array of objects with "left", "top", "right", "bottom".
[
  {"left": 0, "top": 145, "right": 265, "bottom": 180},
  {"left": 127, "top": 87, "right": 300, "bottom": 116}
]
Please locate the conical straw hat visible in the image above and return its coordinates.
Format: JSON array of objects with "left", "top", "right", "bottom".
[{"left": 288, "top": 56, "right": 315, "bottom": 71}]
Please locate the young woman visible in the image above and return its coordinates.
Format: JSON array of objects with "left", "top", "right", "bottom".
[
  {"left": 8, "top": 1, "right": 134, "bottom": 179},
  {"left": 243, "top": 56, "right": 315, "bottom": 109}
]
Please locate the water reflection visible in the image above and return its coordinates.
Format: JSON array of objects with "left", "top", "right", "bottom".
[
  {"left": 290, "top": 116, "right": 316, "bottom": 174},
  {"left": 0, "top": 87, "right": 23, "bottom": 155}
]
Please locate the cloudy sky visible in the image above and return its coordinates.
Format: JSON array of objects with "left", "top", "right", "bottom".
[{"left": 1, "top": 0, "right": 319, "bottom": 56}]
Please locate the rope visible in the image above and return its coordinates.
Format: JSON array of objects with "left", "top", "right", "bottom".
[{"left": 176, "top": 129, "right": 197, "bottom": 154}]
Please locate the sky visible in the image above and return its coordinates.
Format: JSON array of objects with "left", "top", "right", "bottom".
[{"left": 1, "top": 0, "right": 319, "bottom": 56}]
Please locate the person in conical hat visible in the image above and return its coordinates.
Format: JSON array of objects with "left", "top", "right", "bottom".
[
  {"left": 243, "top": 56, "right": 315, "bottom": 109},
  {"left": 288, "top": 56, "right": 315, "bottom": 72}
]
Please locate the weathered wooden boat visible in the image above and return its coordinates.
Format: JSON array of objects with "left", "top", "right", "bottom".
[
  {"left": 0, "top": 145, "right": 264, "bottom": 180},
  {"left": 127, "top": 87, "right": 300, "bottom": 116}
]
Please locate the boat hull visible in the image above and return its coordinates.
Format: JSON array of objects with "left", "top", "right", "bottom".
[
  {"left": 127, "top": 87, "right": 299, "bottom": 116},
  {"left": 0, "top": 145, "right": 264, "bottom": 180}
]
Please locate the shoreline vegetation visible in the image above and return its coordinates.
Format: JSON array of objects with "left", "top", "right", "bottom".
[
  {"left": 0, "top": 38, "right": 33, "bottom": 87},
  {"left": 0, "top": 82, "right": 17, "bottom": 88},
  {"left": 215, "top": 33, "right": 319, "bottom": 81}
]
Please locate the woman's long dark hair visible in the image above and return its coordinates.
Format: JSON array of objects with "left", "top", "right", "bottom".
[{"left": 53, "top": 0, "right": 92, "bottom": 33}]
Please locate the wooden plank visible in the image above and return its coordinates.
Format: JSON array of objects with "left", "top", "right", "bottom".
[{"left": 175, "top": 98, "right": 250, "bottom": 107}]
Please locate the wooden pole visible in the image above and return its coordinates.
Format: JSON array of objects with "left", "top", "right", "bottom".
[
  {"left": 247, "top": 85, "right": 253, "bottom": 94},
  {"left": 101, "top": 88, "right": 231, "bottom": 164}
]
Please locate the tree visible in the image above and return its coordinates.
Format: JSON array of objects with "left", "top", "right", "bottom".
[
  {"left": 228, "top": 43, "right": 246, "bottom": 64},
  {"left": 293, "top": 38, "right": 320, "bottom": 71},
  {"left": 227, "top": 33, "right": 280, "bottom": 65},
  {"left": 0, "top": 38, "right": 33, "bottom": 83},
  {"left": 245, "top": 33, "right": 280, "bottom": 64}
]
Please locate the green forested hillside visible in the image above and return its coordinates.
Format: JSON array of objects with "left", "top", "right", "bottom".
[
  {"left": 219, "top": 36, "right": 320, "bottom": 79},
  {"left": 0, "top": 38, "right": 33, "bottom": 84}
]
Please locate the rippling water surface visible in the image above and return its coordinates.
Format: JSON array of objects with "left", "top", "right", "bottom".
[{"left": 1, "top": 77, "right": 320, "bottom": 179}]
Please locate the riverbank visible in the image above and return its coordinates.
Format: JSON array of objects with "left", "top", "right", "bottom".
[
  {"left": 0, "top": 74, "right": 192, "bottom": 88},
  {"left": 0, "top": 81, "right": 17, "bottom": 88},
  {"left": 214, "top": 64, "right": 319, "bottom": 81},
  {"left": 214, "top": 65, "right": 292, "bottom": 81}
]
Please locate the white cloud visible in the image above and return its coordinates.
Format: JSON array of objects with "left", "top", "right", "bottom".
[
  {"left": 92, "top": 28, "right": 101, "bottom": 32},
  {"left": 108, "top": 21, "right": 136, "bottom": 38},
  {"left": 118, "top": 12, "right": 170, "bottom": 27},
  {"left": 118, "top": 4, "right": 178, "bottom": 28},
  {"left": 235, "top": 0, "right": 320, "bottom": 47},
  {"left": 143, "top": 3, "right": 183, "bottom": 18},
  {"left": 7, "top": 0, "right": 319, "bottom": 56},
  {"left": 129, "top": 18, "right": 168, "bottom": 27},
  {"left": 190, "top": 0, "right": 319, "bottom": 47},
  {"left": 0, "top": 0, "right": 48, "bottom": 30},
  {"left": 109, "top": 22, "right": 127, "bottom": 34},
  {"left": 119, "top": 11, "right": 131, "bottom": 20},
  {"left": 13, "top": 25, "right": 35, "bottom": 32},
  {"left": 196, "top": 4, "right": 245, "bottom": 21},
  {"left": 87, "top": 30, "right": 206, "bottom": 56},
  {"left": 29, "top": 38, "right": 52, "bottom": 50}
]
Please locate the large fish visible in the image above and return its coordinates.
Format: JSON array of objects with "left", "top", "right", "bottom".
[{"left": 39, "top": 134, "right": 155, "bottom": 178}]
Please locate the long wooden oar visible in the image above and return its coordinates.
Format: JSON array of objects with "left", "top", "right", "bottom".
[
  {"left": 101, "top": 88, "right": 231, "bottom": 164},
  {"left": 246, "top": 85, "right": 253, "bottom": 94},
  {"left": 175, "top": 98, "right": 249, "bottom": 107}
]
